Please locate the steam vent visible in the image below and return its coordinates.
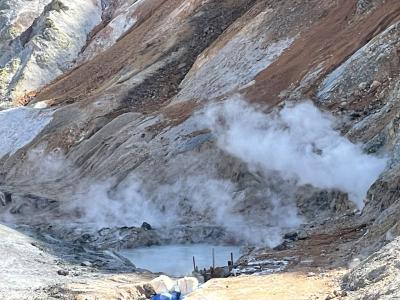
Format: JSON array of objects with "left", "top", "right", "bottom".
[{"left": 1, "top": 0, "right": 400, "bottom": 299}]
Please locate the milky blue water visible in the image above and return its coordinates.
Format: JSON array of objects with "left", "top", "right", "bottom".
[{"left": 119, "top": 244, "right": 241, "bottom": 276}]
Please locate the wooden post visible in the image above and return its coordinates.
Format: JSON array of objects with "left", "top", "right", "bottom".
[
  {"left": 228, "top": 261, "right": 233, "bottom": 271},
  {"left": 231, "top": 252, "right": 234, "bottom": 265},
  {"left": 193, "top": 256, "right": 196, "bottom": 272}
]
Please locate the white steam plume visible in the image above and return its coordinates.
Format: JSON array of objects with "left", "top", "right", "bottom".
[
  {"left": 65, "top": 176, "right": 166, "bottom": 229},
  {"left": 202, "top": 97, "right": 387, "bottom": 209}
]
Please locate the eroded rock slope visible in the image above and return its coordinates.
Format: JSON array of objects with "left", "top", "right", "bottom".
[{"left": 1, "top": 0, "right": 400, "bottom": 299}]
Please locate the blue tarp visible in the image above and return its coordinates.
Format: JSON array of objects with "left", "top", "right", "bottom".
[{"left": 151, "top": 291, "right": 181, "bottom": 300}]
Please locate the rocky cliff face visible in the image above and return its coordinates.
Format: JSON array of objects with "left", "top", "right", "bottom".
[
  {"left": 1, "top": 0, "right": 400, "bottom": 299},
  {"left": 0, "top": 0, "right": 103, "bottom": 104}
]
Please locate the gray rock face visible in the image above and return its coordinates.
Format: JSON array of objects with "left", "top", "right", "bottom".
[
  {"left": 0, "top": 224, "right": 64, "bottom": 299},
  {"left": 77, "top": 0, "right": 164, "bottom": 64},
  {"left": 0, "top": 0, "right": 103, "bottom": 103},
  {"left": 316, "top": 22, "right": 400, "bottom": 109},
  {"left": 0, "top": 0, "right": 52, "bottom": 52},
  {"left": 356, "top": 0, "right": 374, "bottom": 14},
  {"left": 343, "top": 237, "right": 400, "bottom": 299}
]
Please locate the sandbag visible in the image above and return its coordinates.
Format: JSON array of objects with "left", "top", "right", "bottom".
[
  {"left": 150, "top": 275, "right": 176, "bottom": 294},
  {"left": 177, "top": 277, "right": 199, "bottom": 295}
]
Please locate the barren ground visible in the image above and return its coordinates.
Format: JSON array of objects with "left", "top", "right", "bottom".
[{"left": 187, "top": 271, "right": 342, "bottom": 300}]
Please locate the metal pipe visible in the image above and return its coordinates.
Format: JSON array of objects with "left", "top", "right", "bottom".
[{"left": 212, "top": 248, "right": 215, "bottom": 269}]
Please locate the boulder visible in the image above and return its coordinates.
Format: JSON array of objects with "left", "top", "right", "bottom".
[
  {"left": 369, "top": 80, "right": 382, "bottom": 92},
  {"left": 0, "top": 192, "right": 11, "bottom": 206},
  {"left": 141, "top": 222, "right": 153, "bottom": 231}
]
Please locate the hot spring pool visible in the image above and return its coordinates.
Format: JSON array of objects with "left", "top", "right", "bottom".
[{"left": 119, "top": 244, "right": 241, "bottom": 277}]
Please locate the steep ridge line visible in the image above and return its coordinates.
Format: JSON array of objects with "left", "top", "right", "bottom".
[
  {"left": 244, "top": 0, "right": 400, "bottom": 106},
  {"left": 29, "top": 0, "right": 188, "bottom": 105},
  {"left": 31, "top": 0, "right": 258, "bottom": 111},
  {"left": 79, "top": 0, "right": 169, "bottom": 59}
]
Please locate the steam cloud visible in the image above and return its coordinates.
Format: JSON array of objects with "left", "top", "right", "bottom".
[
  {"left": 5, "top": 98, "right": 387, "bottom": 247},
  {"left": 202, "top": 98, "right": 387, "bottom": 209}
]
